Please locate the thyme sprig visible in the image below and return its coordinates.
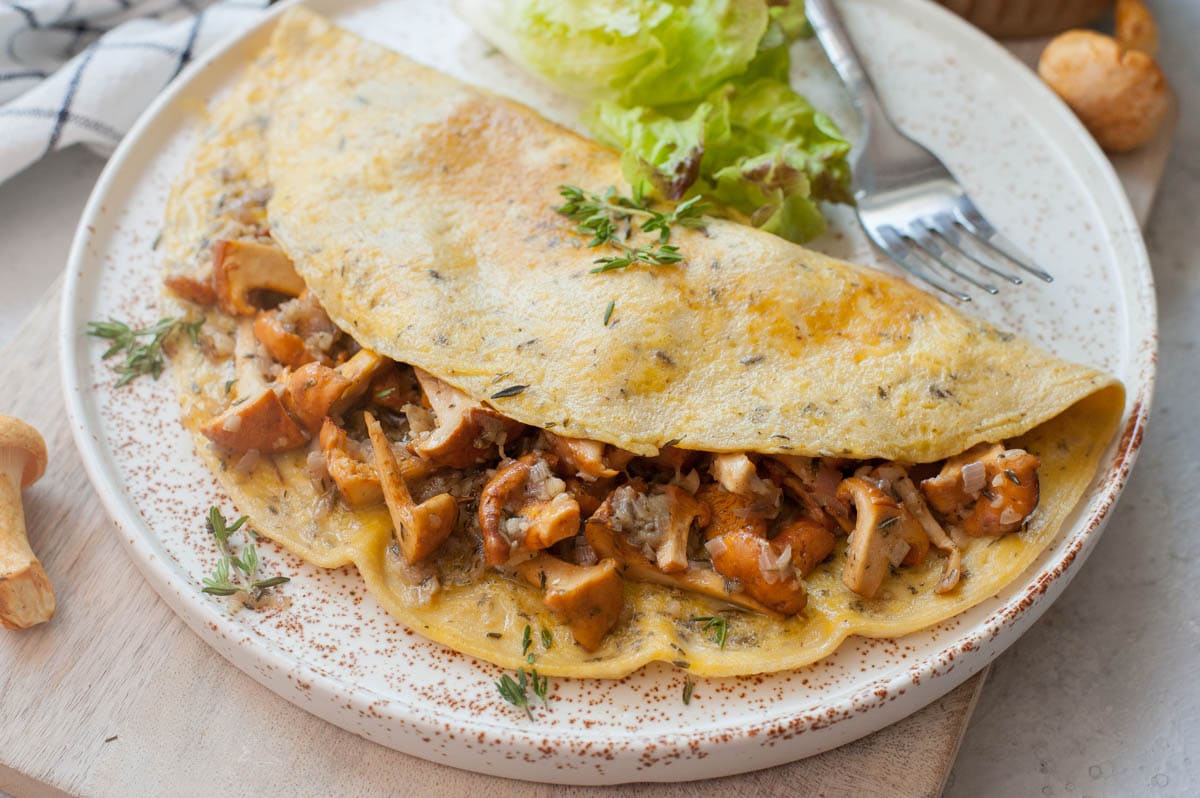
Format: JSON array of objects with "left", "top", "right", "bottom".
[
  {"left": 683, "top": 676, "right": 696, "bottom": 705},
  {"left": 496, "top": 670, "right": 534, "bottom": 721},
  {"left": 496, "top": 666, "right": 550, "bottom": 720},
  {"left": 555, "top": 184, "right": 707, "bottom": 274},
  {"left": 496, "top": 626, "right": 553, "bottom": 719},
  {"left": 201, "top": 507, "right": 290, "bottom": 602},
  {"left": 88, "top": 316, "right": 204, "bottom": 388}
]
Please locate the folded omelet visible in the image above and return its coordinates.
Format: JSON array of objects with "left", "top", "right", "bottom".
[{"left": 160, "top": 9, "right": 1123, "bottom": 677}]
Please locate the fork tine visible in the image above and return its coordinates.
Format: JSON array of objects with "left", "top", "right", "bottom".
[
  {"left": 953, "top": 200, "right": 1054, "bottom": 282},
  {"left": 926, "top": 214, "right": 1022, "bottom": 285},
  {"left": 907, "top": 228, "right": 1000, "bottom": 294},
  {"left": 872, "top": 227, "right": 971, "bottom": 302}
]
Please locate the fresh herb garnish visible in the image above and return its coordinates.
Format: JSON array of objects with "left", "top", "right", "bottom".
[
  {"left": 530, "top": 668, "right": 549, "bottom": 704},
  {"left": 692, "top": 615, "right": 729, "bottom": 649},
  {"left": 496, "top": 670, "right": 534, "bottom": 721},
  {"left": 541, "top": 627, "right": 553, "bottom": 650},
  {"left": 877, "top": 515, "right": 900, "bottom": 531},
  {"left": 491, "top": 384, "right": 527, "bottom": 399},
  {"left": 555, "top": 184, "right": 707, "bottom": 274},
  {"left": 521, "top": 624, "right": 533, "bottom": 657},
  {"left": 1004, "top": 468, "right": 1021, "bottom": 485},
  {"left": 201, "top": 506, "right": 289, "bottom": 602},
  {"left": 603, "top": 300, "right": 615, "bottom": 326},
  {"left": 682, "top": 676, "right": 696, "bottom": 705},
  {"left": 88, "top": 316, "right": 204, "bottom": 387},
  {"left": 375, "top": 387, "right": 396, "bottom": 400}
]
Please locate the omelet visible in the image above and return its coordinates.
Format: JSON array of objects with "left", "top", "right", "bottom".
[{"left": 159, "top": 9, "right": 1123, "bottom": 677}]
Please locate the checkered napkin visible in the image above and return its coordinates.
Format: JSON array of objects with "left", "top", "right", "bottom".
[{"left": 0, "top": 0, "right": 274, "bottom": 186}]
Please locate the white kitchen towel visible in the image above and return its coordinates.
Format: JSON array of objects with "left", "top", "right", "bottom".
[{"left": 0, "top": 0, "right": 274, "bottom": 186}]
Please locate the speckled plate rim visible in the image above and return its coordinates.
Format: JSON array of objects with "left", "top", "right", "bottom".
[{"left": 57, "top": 0, "right": 1156, "bottom": 784}]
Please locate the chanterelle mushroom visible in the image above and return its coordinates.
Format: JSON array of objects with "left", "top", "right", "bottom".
[
  {"left": 586, "top": 481, "right": 781, "bottom": 618},
  {"left": 921, "top": 442, "right": 1041, "bottom": 537},
  {"left": 478, "top": 453, "right": 581, "bottom": 566},
  {"left": 200, "top": 320, "right": 308, "bottom": 454},
  {"left": 709, "top": 453, "right": 781, "bottom": 513},
  {"left": 212, "top": 239, "right": 306, "bottom": 316},
  {"left": 365, "top": 412, "right": 458, "bottom": 564},
  {"left": 696, "top": 483, "right": 809, "bottom": 615},
  {"left": 284, "top": 348, "right": 387, "bottom": 432},
  {"left": 838, "top": 477, "right": 929, "bottom": 599},
  {"left": 515, "top": 554, "right": 624, "bottom": 651},
  {"left": 319, "top": 419, "right": 383, "bottom": 508},
  {"left": 409, "top": 369, "right": 524, "bottom": 468},
  {"left": 545, "top": 432, "right": 618, "bottom": 481},
  {"left": 0, "top": 416, "right": 53, "bottom": 630}
]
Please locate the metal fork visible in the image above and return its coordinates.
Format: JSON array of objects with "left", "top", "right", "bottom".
[{"left": 805, "top": 0, "right": 1053, "bottom": 301}]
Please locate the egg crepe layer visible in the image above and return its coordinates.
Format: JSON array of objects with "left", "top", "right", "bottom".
[{"left": 161, "top": 9, "right": 1123, "bottom": 677}]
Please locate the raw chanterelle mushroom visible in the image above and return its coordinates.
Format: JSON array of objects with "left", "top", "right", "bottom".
[
  {"left": 212, "top": 239, "right": 306, "bottom": 316},
  {"left": 515, "top": 554, "right": 624, "bottom": 651},
  {"left": 0, "top": 416, "right": 53, "bottom": 630},
  {"left": 364, "top": 412, "right": 458, "bottom": 564},
  {"left": 838, "top": 477, "right": 930, "bottom": 599},
  {"left": 409, "top": 369, "right": 524, "bottom": 468}
]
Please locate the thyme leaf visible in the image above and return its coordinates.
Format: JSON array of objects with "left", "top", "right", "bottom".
[
  {"left": 87, "top": 316, "right": 204, "bottom": 388},
  {"left": 490, "top": 384, "right": 527, "bottom": 399},
  {"left": 521, "top": 624, "right": 533, "bottom": 657},
  {"left": 541, "top": 627, "right": 553, "bottom": 650},
  {"left": 603, "top": 300, "right": 615, "bottom": 326},
  {"left": 682, "top": 676, "right": 696, "bottom": 705},
  {"left": 691, "top": 615, "right": 729, "bottom": 649}
]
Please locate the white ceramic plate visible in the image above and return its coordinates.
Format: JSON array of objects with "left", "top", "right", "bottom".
[{"left": 59, "top": 0, "right": 1155, "bottom": 785}]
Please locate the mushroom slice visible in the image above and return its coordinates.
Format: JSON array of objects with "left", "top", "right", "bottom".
[
  {"left": 318, "top": 418, "right": 383, "bottom": 508},
  {"left": 409, "top": 369, "right": 525, "bottom": 468},
  {"left": 200, "top": 320, "right": 309, "bottom": 454},
  {"left": 695, "top": 483, "right": 808, "bottom": 615},
  {"left": 515, "top": 555, "right": 624, "bottom": 651},
  {"left": 212, "top": 240, "right": 306, "bottom": 316},
  {"left": 283, "top": 349, "right": 388, "bottom": 433},
  {"left": 253, "top": 311, "right": 319, "bottom": 369},
  {"left": 200, "top": 388, "right": 309, "bottom": 454},
  {"left": 477, "top": 453, "right": 580, "bottom": 566},
  {"left": 164, "top": 273, "right": 217, "bottom": 307},
  {"left": 709, "top": 453, "right": 781, "bottom": 510},
  {"left": 772, "top": 455, "right": 854, "bottom": 533},
  {"left": 837, "top": 477, "right": 929, "bottom": 599},
  {"left": 586, "top": 485, "right": 781, "bottom": 618},
  {"left": 364, "top": 412, "right": 458, "bottom": 564},
  {"left": 921, "top": 443, "right": 1041, "bottom": 537},
  {"left": 654, "top": 485, "right": 708, "bottom": 574},
  {"left": 545, "top": 432, "right": 618, "bottom": 481},
  {"left": 772, "top": 516, "right": 836, "bottom": 578},
  {"left": 876, "top": 463, "right": 963, "bottom": 594}
]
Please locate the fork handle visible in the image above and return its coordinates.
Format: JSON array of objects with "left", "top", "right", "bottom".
[{"left": 805, "top": 0, "right": 890, "bottom": 133}]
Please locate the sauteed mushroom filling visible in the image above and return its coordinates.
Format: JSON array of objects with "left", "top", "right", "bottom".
[{"left": 167, "top": 244, "right": 1044, "bottom": 650}]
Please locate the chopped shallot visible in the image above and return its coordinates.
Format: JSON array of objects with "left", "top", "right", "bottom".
[
  {"left": 961, "top": 460, "right": 986, "bottom": 497},
  {"left": 704, "top": 536, "right": 729, "bottom": 558}
]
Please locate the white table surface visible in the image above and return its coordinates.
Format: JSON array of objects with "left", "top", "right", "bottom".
[{"left": 1, "top": 2, "right": 1195, "bottom": 794}]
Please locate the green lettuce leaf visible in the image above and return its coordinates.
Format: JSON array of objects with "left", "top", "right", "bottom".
[
  {"left": 588, "top": 73, "right": 851, "bottom": 242},
  {"left": 467, "top": 0, "right": 770, "bottom": 108}
]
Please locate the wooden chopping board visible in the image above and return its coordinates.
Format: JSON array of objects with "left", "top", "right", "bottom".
[{"left": 0, "top": 86, "right": 1175, "bottom": 798}]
